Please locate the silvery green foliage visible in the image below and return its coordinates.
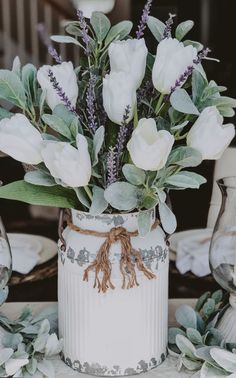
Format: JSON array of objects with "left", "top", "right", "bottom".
[
  {"left": 169, "top": 290, "right": 236, "bottom": 377},
  {"left": 0, "top": 11, "right": 235, "bottom": 237},
  {"left": 0, "top": 305, "right": 62, "bottom": 377}
]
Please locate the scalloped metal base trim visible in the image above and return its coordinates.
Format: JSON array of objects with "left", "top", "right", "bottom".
[{"left": 62, "top": 352, "right": 167, "bottom": 376}]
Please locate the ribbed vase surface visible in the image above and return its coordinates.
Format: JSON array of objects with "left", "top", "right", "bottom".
[{"left": 58, "top": 209, "right": 169, "bottom": 376}]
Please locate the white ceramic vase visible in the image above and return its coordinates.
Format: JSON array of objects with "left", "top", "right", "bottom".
[
  {"left": 58, "top": 209, "right": 169, "bottom": 376},
  {"left": 71, "top": 0, "right": 116, "bottom": 18}
]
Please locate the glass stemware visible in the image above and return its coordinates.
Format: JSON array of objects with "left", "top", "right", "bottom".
[
  {"left": 0, "top": 216, "right": 12, "bottom": 304},
  {"left": 209, "top": 176, "right": 236, "bottom": 342}
]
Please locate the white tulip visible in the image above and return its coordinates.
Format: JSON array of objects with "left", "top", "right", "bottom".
[
  {"left": 72, "top": 0, "right": 115, "bottom": 18},
  {"left": 109, "top": 39, "right": 148, "bottom": 89},
  {"left": 0, "top": 114, "right": 43, "bottom": 164},
  {"left": 103, "top": 72, "right": 137, "bottom": 125},
  {"left": 37, "top": 61, "right": 78, "bottom": 111},
  {"left": 41, "top": 134, "right": 91, "bottom": 188},
  {"left": 187, "top": 106, "right": 235, "bottom": 160},
  {"left": 152, "top": 38, "right": 198, "bottom": 95},
  {"left": 127, "top": 118, "right": 174, "bottom": 171}
]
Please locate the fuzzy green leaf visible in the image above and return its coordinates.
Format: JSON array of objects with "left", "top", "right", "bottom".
[
  {"left": 42, "top": 114, "right": 72, "bottom": 139},
  {"left": 104, "top": 182, "right": 140, "bottom": 211},
  {"left": 170, "top": 89, "right": 200, "bottom": 115},
  {"left": 0, "top": 69, "right": 26, "bottom": 109},
  {"left": 175, "top": 20, "right": 194, "bottom": 41},
  {"left": 105, "top": 21, "right": 133, "bottom": 45},
  {"left": 166, "top": 172, "right": 206, "bottom": 189},
  {"left": 168, "top": 147, "right": 202, "bottom": 168},
  {"left": 122, "top": 164, "right": 146, "bottom": 186},
  {"left": 91, "top": 12, "right": 111, "bottom": 42},
  {"left": 0, "top": 181, "right": 78, "bottom": 209},
  {"left": 90, "top": 186, "right": 108, "bottom": 216},
  {"left": 147, "top": 16, "right": 165, "bottom": 42}
]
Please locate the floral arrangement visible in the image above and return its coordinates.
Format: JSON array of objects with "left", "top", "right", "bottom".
[
  {"left": 169, "top": 290, "right": 236, "bottom": 377},
  {"left": 0, "top": 305, "right": 62, "bottom": 377},
  {"left": 0, "top": 2, "right": 235, "bottom": 235}
]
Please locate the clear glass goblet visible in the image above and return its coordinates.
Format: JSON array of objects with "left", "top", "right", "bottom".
[{"left": 0, "top": 216, "right": 12, "bottom": 304}]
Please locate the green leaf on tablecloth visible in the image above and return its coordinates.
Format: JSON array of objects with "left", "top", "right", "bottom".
[
  {"left": 168, "top": 327, "right": 186, "bottom": 344},
  {"left": 0, "top": 180, "right": 79, "bottom": 209},
  {"left": 186, "top": 328, "right": 203, "bottom": 345},
  {"left": 175, "top": 304, "right": 197, "bottom": 329},
  {"left": 176, "top": 335, "right": 196, "bottom": 358}
]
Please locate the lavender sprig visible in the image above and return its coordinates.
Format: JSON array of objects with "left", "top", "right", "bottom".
[
  {"left": 162, "top": 13, "right": 176, "bottom": 40},
  {"left": 48, "top": 69, "right": 78, "bottom": 115},
  {"left": 136, "top": 0, "right": 153, "bottom": 39},
  {"left": 107, "top": 147, "right": 118, "bottom": 186},
  {"left": 169, "top": 48, "right": 211, "bottom": 96},
  {"left": 37, "top": 23, "right": 62, "bottom": 64},
  {"left": 86, "top": 74, "right": 98, "bottom": 133},
  {"left": 77, "top": 10, "right": 91, "bottom": 56},
  {"left": 116, "top": 105, "right": 131, "bottom": 169}
]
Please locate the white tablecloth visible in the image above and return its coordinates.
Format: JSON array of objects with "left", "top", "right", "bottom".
[{"left": 1, "top": 300, "right": 196, "bottom": 378}]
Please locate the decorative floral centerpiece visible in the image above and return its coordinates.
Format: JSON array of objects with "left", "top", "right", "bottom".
[
  {"left": 0, "top": 1, "right": 236, "bottom": 376},
  {"left": 0, "top": 2, "right": 235, "bottom": 236}
]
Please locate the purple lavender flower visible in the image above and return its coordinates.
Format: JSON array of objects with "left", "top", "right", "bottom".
[
  {"left": 168, "top": 47, "right": 211, "bottom": 96},
  {"left": 136, "top": 0, "right": 153, "bottom": 39},
  {"left": 106, "top": 106, "right": 131, "bottom": 185},
  {"left": 162, "top": 13, "right": 176, "bottom": 40},
  {"left": 37, "top": 23, "right": 62, "bottom": 64},
  {"left": 48, "top": 69, "right": 78, "bottom": 116},
  {"left": 107, "top": 147, "right": 118, "bottom": 186},
  {"left": 86, "top": 74, "right": 98, "bottom": 133},
  {"left": 116, "top": 105, "right": 131, "bottom": 169},
  {"left": 77, "top": 10, "right": 91, "bottom": 56}
]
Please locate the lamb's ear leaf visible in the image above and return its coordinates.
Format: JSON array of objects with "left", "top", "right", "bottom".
[{"left": 0, "top": 181, "right": 78, "bottom": 209}]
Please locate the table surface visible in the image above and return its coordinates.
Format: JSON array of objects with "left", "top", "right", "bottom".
[{"left": 1, "top": 300, "right": 197, "bottom": 378}]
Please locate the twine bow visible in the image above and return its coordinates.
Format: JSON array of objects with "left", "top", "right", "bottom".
[{"left": 68, "top": 220, "right": 159, "bottom": 293}]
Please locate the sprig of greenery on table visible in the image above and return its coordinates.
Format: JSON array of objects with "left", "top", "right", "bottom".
[
  {"left": 0, "top": 304, "right": 62, "bottom": 377},
  {"left": 169, "top": 290, "right": 236, "bottom": 377}
]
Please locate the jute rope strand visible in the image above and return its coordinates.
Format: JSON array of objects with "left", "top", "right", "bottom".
[{"left": 67, "top": 219, "right": 159, "bottom": 293}]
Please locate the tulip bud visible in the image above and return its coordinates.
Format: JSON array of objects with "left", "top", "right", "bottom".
[
  {"left": 41, "top": 135, "right": 91, "bottom": 188},
  {"left": 187, "top": 106, "right": 235, "bottom": 160},
  {"left": 127, "top": 118, "right": 174, "bottom": 171},
  {"left": 109, "top": 38, "right": 148, "bottom": 89},
  {"left": 0, "top": 114, "right": 43, "bottom": 165},
  {"left": 37, "top": 62, "right": 78, "bottom": 111},
  {"left": 103, "top": 72, "right": 137, "bottom": 125},
  {"left": 152, "top": 38, "right": 197, "bottom": 95}
]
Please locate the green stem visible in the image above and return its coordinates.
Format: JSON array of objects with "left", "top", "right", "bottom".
[
  {"left": 84, "top": 186, "right": 93, "bottom": 202},
  {"left": 155, "top": 93, "right": 165, "bottom": 115}
]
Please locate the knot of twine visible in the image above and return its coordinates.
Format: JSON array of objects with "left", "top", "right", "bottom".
[{"left": 67, "top": 220, "right": 159, "bottom": 293}]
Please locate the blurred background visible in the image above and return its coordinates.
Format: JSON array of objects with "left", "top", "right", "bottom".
[{"left": 0, "top": 0, "right": 236, "bottom": 300}]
